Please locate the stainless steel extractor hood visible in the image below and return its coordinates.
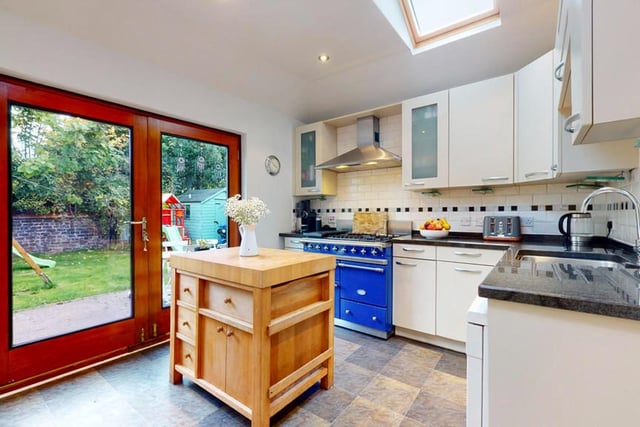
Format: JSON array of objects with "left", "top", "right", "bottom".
[{"left": 315, "top": 115, "right": 401, "bottom": 172}]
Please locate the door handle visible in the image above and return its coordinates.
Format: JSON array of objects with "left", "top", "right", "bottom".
[{"left": 126, "top": 216, "right": 148, "bottom": 251}]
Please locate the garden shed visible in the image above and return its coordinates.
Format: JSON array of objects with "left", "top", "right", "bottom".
[{"left": 177, "top": 188, "right": 227, "bottom": 241}]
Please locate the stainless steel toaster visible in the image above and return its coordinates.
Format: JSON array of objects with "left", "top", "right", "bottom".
[{"left": 482, "top": 216, "right": 522, "bottom": 241}]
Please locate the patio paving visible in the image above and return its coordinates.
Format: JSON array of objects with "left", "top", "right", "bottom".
[{"left": 12, "top": 290, "right": 132, "bottom": 346}]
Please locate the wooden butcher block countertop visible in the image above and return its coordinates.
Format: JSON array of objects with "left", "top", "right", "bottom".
[{"left": 169, "top": 247, "right": 336, "bottom": 288}]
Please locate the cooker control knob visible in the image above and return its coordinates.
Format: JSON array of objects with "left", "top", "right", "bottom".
[
  {"left": 323, "top": 245, "right": 329, "bottom": 251},
  {"left": 307, "top": 243, "right": 313, "bottom": 249},
  {"left": 340, "top": 247, "right": 347, "bottom": 253},
  {"left": 332, "top": 246, "right": 338, "bottom": 252},
  {"left": 371, "top": 249, "right": 378, "bottom": 255},
  {"left": 315, "top": 244, "right": 321, "bottom": 250},
  {"left": 360, "top": 248, "right": 367, "bottom": 255},
  {"left": 350, "top": 248, "right": 357, "bottom": 254}
]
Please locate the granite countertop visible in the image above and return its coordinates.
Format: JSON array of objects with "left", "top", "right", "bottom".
[{"left": 393, "top": 232, "right": 640, "bottom": 322}]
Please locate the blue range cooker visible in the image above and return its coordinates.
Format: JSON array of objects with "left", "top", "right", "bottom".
[{"left": 300, "top": 232, "right": 394, "bottom": 339}]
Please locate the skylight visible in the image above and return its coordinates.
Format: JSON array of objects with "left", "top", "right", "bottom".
[{"left": 375, "top": 0, "right": 501, "bottom": 55}]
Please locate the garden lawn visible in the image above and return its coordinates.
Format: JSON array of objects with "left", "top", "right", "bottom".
[{"left": 12, "top": 248, "right": 130, "bottom": 311}]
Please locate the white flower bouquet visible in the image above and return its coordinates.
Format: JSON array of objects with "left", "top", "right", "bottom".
[{"left": 224, "top": 194, "right": 270, "bottom": 226}]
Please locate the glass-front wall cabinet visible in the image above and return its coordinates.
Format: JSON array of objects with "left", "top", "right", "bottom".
[
  {"left": 401, "top": 90, "right": 449, "bottom": 189},
  {"left": 294, "top": 123, "right": 336, "bottom": 196}
]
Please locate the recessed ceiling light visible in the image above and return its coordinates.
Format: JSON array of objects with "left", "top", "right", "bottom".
[{"left": 317, "top": 54, "right": 330, "bottom": 63}]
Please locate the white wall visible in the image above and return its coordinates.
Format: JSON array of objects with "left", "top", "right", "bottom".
[{"left": 0, "top": 11, "right": 300, "bottom": 248}]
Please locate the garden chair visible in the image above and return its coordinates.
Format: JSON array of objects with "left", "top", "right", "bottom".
[{"left": 161, "top": 225, "right": 190, "bottom": 259}]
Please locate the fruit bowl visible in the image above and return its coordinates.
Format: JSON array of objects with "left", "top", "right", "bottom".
[{"left": 420, "top": 229, "right": 449, "bottom": 239}]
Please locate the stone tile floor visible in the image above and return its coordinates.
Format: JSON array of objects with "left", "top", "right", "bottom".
[{"left": 0, "top": 327, "right": 466, "bottom": 426}]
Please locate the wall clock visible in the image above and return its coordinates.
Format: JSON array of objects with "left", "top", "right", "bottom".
[{"left": 264, "top": 155, "right": 281, "bottom": 176}]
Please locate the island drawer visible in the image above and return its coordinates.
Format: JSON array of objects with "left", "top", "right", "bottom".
[
  {"left": 203, "top": 281, "right": 253, "bottom": 322},
  {"left": 177, "top": 274, "right": 197, "bottom": 305},
  {"left": 175, "top": 339, "right": 195, "bottom": 373},
  {"left": 176, "top": 306, "right": 196, "bottom": 339}
]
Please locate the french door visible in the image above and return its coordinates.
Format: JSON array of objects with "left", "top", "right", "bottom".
[{"left": 0, "top": 77, "right": 240, "bottom": 392}]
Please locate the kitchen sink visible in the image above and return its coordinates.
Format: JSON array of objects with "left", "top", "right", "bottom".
[
  {"left": 514, "top": 249, "right": 640, "bottom": 304},
  {"left": 515, "top": 249, "right": 640, "bottom": 269}
]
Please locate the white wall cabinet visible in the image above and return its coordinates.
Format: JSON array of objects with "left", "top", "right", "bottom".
[
  {"left": 557, "top": 0, "right": 640, "bottom": 145},
  {"left": 516, "top": 49, "right": 637, "bottom": 182},
  {"left": 449, "top": 74, "right": 514, "bottom": 187},
  {"left": 401, "top": 90, "right": 449, "bottom": 190},
  {"left": 392, "top": 244, "right": 436, "bottom": 334},
  {"left": 515, "top": 51, "right": 558, "bottom": 183},
  {"left": 294, "top": 122, "right": 337, "bottom": 196}
]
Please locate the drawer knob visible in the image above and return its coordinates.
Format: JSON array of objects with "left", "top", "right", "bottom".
[
  {"left": 356, "top": 289, "right": 366, "bottom": 296},
  {"left": 345, "top": 309, "right": 351, "bottom": 315},
  {"left": 224, "top": 297, "right": 232, "bottom": 304},
  {"left": 372, "top": 316, "right": 377, "bottom": 321},
  {"left": 183, "top": 287, "right": 191, "bottom": 294},
  {"left": 216, "top": 326, "right": 224, "bottom": 333},
  {"left": 182, "top": 321, "right": 190, "bottom": 327},
  {"left": 185, "top": 353, "right": 192, "bottom": 360},
  {"left": 226, "top": 330, "right": 234, "bottom": 337}
]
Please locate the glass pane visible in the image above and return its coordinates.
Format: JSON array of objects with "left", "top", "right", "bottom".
[
  {"left": 411, "top": 104, "right": 438, "bottom": 180},
  {"left": 11, "top": 105, "right": 132, "bottom": 347},
  {"left": 300, "top": 131, "right": 316, "bottom": 188},
  {"left": 410, "top": 0, "right": 495, "bottom": 35},
  {"left": 161, "top": 134, "right": 228, "bottom": 307}
]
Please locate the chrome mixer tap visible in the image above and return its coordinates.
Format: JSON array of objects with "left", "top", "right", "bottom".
[{"left": 581, "top": 186, "right": 640, "bottom": 252}]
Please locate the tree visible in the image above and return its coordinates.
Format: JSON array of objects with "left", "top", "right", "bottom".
[
  {"left": 11, "top": 105, "right": 131, "bottom": 235},
  {"left": 161, "top": 134, "right": 228, "bottom": 195}
]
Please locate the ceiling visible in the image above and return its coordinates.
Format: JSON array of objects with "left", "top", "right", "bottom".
[{"left": 0, "top": 0, "right": 559, "bottom": 123}]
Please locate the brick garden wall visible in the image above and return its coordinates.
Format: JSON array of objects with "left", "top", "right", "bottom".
[{"left": 13, "top": 215, "right": 109, "bottom": 254}]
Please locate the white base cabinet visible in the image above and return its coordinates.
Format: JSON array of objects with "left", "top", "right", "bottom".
[
  {"left": 487, "top": 299, "right": 640, "bottom": 426},
  {"left": 392, "top": 244, "right": 436, "bottom": 334},
  {"left": 392, "top": 243, "right": 504, "bottom": 350}
]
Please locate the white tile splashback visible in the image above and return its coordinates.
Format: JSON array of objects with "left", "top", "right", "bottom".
[{"left": 311, "top": 114, "right": 640, "bottom": 246}]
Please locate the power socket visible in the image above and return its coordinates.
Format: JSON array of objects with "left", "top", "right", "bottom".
[{"left": 521, "top": 217, "right": 534, "bottom": 227}]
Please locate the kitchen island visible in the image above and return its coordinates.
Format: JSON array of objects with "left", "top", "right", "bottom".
[{"left": 168, "top": 247, "right": 335, "bottom": 427}]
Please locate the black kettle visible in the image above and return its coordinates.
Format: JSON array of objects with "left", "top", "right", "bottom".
[{"left": 558, "top": 212, "right": 593, "bottom": 244}]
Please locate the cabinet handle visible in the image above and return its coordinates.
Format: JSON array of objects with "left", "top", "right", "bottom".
[
  {"left": 402, "top": 247, "right": 424, "bottom": 252},
  {"left": 224, "top": 297, "right": 232, "bottom": 304},
  {"left": 524, "top": 171, "right": 549, "bottom": 178},
  {"left": 185, "top": 353, "right": 192, "bottom": 360},
  {"left": 564, "top": 113, "right": 580, "bottom": 133},
  {"left": 403, "top": 181, "right": 425, "bottom": 187},
  {"left": 554, "top": 61, "right": 565, "bottom": 81},
  {"left": 337, "top": 262, "right": 385, "bottom": 273},
  {"left": 216, "top": 326, "right": 224, "bottom": 333},
  {"left": 481, "top": 176, "right": 509, "bottom": 182},
  {"left": 183, "top": 287, "right": 191, "bottom": 294},
  {"left": 308, "top": 188, "right": 320, "bottom": 193},
  {"left": 182, "top": 321, "right": 190, "bottom": 327},
  {"left": 226, "top": 330, "right": 234, "bottom": 337},
  {"left": 395, "top": 261, "right": 418, "bottom": 266},
  {"left": 291, "top": 239, "right": 301, "bottom": 244},
  {"left": 454, "top": 267, "right": 483, "bottom": 273},
  {"left": 453, "top": 251, "right": 482, "bottom": 257},
  {"left": 345, "top": 309, "right": 351, "bottom": 315},
  {"left": 372, "top": 316, "right": 378, "bottom": 321},
  {"left": 550, "top": 164, "right": 558, "bottom": 171}
]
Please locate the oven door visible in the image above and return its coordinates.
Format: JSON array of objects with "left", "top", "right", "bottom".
[
  {"left": 336, "top": 259, "right": 391, "bottom": 331},
  {"left": 337, "top": 260, "right": 388, "bottom": 306}
]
